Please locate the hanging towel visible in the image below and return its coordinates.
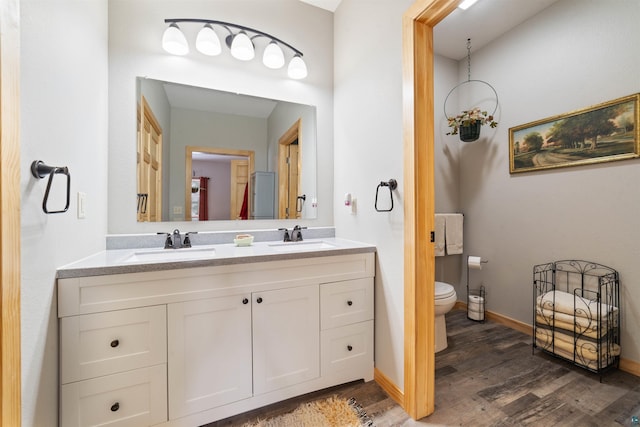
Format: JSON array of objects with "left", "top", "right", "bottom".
[
  {"left": 445, "top": 213, "right": 463, "bottom": 255},
  {"left": 434, "top": 214, "right": 446, "bottom": 256}
]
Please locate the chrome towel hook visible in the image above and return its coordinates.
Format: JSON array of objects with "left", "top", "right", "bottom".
[
  {"left": 31, "top": 160, "right": 71, "bottom": 214},
  {"left": 375, "top": 178, "right": 397, "bottom": 212}
]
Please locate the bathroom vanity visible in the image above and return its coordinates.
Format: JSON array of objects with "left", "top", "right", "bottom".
[{"left": 56, "top": 238, "right": 375, "bottom": 427}]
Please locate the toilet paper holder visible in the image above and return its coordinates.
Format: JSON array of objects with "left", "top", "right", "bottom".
[{"left": 467, "top": 255, "right": 488, "bottom": 322}]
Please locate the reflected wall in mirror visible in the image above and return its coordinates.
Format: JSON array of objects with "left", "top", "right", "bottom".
[{"left": 136, "top": 77, "right": 317, "bottom": 222}]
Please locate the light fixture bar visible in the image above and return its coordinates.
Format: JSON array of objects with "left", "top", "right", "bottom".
[{"left": 164, "top": 18, "right": 304, "bottom": 57}]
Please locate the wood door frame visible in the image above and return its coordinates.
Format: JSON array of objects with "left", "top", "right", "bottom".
[
  {"left": 402, "top": 0, "right": 460, "bottom": 420},
  {"left": 185, "top": 146, "right": 255, "bottom": 221},
  {"left": 0, "top": 0, "right": 21, "bottom": 424},
  {"left": 277, "top": 119, "right": 301, "bottom": 219}
]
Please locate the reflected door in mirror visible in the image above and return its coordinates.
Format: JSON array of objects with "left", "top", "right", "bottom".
[
  {"left": 278, "top": 119, "right": 302, "bottom": 219},
  {"left": 231, "top": 160, "right": 249, "bottom": 220},
  {"left": 137, "top": 96, "right": 163, "bottom": 222}
]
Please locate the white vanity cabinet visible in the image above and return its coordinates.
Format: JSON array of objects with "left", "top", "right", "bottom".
[
  {"left": 168, "top": 285, "right": 319, "bottom": 419},
  {"left": 58, "top": 252, "right": 374, "bottom": 427}
]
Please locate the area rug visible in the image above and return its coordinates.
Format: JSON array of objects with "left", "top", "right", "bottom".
[{"left": 241, "top": 396, "right": 374, "bottom": 427}]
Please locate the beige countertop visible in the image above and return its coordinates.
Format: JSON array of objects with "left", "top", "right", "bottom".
[{"left": 57, "top": 238, "right": 376, "bottom": 279}]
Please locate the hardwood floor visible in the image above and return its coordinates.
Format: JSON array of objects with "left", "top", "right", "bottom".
[{"left": 205, "top": 309, "right": 640, "bottom": 426}]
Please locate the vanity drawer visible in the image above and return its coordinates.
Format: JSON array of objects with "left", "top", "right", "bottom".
[
  {"left": 321, "top": 320, "right": 373, "bottom": 376},
  {"left": 60, "top": 364, "right": 167, "bottom": 427},
  {"left": 320, "top": 278, "right": 373, "bottom": 329},
  {"left": 60, "top": 305, "right": 167, "bottom": 384}
]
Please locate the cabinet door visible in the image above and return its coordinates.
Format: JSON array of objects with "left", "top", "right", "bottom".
[
  {"left": 253, "top": 285, "right": 319, "bottom": 395},
  {"left": 168, "top": 295, "right": 252, "bottom": 419}
]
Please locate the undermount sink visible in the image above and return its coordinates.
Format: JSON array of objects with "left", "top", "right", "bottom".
[
  {"left": 122, "top": 246, "right": 217, "bottom": 263},
  {"left": 268, "top": 240, "right": 336, "bottom": 252}
]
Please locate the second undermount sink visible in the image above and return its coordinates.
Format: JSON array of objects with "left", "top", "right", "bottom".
[
  {"left": 122, "top": 246, "right": 217, "bottom": 263},
  {"left": 268, "top": 240, "right": 337, "bottom": 252}
]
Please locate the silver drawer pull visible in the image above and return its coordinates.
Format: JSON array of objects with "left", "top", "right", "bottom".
[
  {"left": 110, "top": 402, "right": 120, "bottom": 412},
  {"left": 110, "top": 339, "right": 120, "bottom": 348}
]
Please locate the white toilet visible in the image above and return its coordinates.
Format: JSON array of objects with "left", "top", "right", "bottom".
[{"left": 435, "top": 281, "right": 457, "bottom": 352}]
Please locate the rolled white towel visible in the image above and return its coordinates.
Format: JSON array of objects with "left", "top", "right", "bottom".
[{"left": 434, "top": 214, "right": 446, "bottom": 256}]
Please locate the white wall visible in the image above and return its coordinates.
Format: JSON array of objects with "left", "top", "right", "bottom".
[
  {"left": 457, "top": 0, "right": 640, "bottom": 363},
  {"left": 334, "top": 0, "right": 414, "bottom": 389},
  {"left": 20, "top": 1, "right": 109, "bottom": 425},
  {"left": 108, "top": 0, "right": 334, "bottom": 234}
]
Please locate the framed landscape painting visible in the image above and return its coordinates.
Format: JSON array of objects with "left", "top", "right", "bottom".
[{"left": 509, "top": 93, "right": 639, "bottom": 173}]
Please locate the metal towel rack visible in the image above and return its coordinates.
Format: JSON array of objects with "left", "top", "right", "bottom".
[
  {"left": 375, "top": 179, "right": 397, "bottom": 212},
  {"left": 31, "top": 160, "right": 71, "bottom": 214}
]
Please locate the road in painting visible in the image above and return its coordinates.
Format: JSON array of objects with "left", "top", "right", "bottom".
[{"left": 510, "top": 96, "right": 637, "bottom": 173}]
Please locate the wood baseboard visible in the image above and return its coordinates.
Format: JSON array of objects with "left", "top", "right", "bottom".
[
  {"left": 453, "top": 304, "right": 532, "bottom": 336},
  {"left": 374, "top": 367, "right": 404, "bottom": 407},
  {"left": 620, "top": 357, "right": 640, "bottom": 377}
]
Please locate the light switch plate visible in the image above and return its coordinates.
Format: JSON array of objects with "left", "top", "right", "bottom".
[{"left": 77, "top": 192, "right": 86, "bottom": 219}]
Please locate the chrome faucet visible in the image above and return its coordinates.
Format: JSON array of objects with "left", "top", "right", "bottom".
[
  {"left": 291, "top": 225, "right": 306, "bottom": 242},
  {"left": 278, "top": 228, "right": 291, "bottom": 242},
  {"left": 158, "top": 229, "right": 197, "bottom": 249},
  {"left": 172, "top": 229, "right": 183, "bottom": 249}
]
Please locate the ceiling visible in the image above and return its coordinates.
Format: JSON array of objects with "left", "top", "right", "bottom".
[
  {"left": 300, "top": 0, "right": 561, "bottom": 60},
  {"left": 162, "top": 81, "right": 278, "bottom": 118},
  {"left": 433, "top": 0, "right": 560, "bottom": 60}
]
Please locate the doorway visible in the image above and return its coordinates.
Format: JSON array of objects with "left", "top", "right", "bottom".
[
  {"left": 402, "top": 0, "right": 460, "bottom": 420},
  {"left": 185, "top": 146, "right": 255, "bottom": 221}
]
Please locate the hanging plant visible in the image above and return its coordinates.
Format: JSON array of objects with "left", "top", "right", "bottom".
[{"left": 446, "top": 107, "right": 498, "bottom": 142}]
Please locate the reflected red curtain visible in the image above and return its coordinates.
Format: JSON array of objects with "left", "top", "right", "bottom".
[
  {"left": 198, "top": 177, "right": 209, "bottom": 221},
  {"left": 239, "top": 183, "right": 249, "bottom": 220}
]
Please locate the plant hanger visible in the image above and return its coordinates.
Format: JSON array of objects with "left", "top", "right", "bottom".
[{"left": 443, "top": 39, "right": 499, "bottom": 141}]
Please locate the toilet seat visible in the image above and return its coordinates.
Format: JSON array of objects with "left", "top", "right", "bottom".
[{"left": 435, "top": 281, "right": 456, "bottom": 300}]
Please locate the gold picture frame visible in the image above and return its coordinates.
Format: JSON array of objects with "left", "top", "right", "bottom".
[{"left": 509, "top": 93, "right": 639, "bottom": 174}]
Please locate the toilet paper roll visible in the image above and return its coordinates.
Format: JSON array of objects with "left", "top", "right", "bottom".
[
  {"left": 468, "top": 295, "right": 484, "bottom": 304},
  {"left": 468, "top": 256, "right": 483, "bottom": 270},
  {"left": 468, "top": 309, "right": 485, "bottom": 321}
]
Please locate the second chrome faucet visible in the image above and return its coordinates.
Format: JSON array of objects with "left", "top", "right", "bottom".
[{"left": 279, "top": 226, "right": 307, "bottom": 242}]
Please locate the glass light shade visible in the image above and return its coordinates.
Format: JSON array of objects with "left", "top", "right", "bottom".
[
  {"left": 262, "top": 41, "right": 285, "bottom": 69},
  {"left": 162, "top": 23, "right": 189, "bottom": 55},
  {"left": 230, "top": 32, "right": 255, "bottom": 61},
  {"left": 458, "top": 0, "right": 480, "bottom": 9},
  {"left": 196, "top": 24, "right": 221, "bottom": 56},
  {"left": 287, "top": 55, "right": 308, "bottom": 79}
]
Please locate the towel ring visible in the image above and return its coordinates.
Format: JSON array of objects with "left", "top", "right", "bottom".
[
  {"left": 375, "top": 179, "right": 397, "bottom": 212},
  {"left": 31, "top": 160, "right": 71, "bottom": 214}
]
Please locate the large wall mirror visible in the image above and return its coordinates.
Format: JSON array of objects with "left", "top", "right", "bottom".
[{"left": 136, "top": 77, "right": 317, "bottom": 222}]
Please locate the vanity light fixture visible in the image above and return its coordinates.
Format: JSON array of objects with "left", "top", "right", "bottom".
[
  {"left": 162, "top": 18, "right": 308, "bottom": 79},
  {"left": 457, "top": 0, "right": 480, "bottom": 10}
]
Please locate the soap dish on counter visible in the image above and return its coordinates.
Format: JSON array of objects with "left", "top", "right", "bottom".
[{"left": 234, "top": 234, "right": 254, "bottom": 247}]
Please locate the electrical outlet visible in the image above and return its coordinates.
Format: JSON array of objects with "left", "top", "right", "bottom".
[
  {"left": 173, "top": 206, "right": 183, "bottom": 215},
  {"left": 77, "top": 192, "right": 86, "bottom": 219}
]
